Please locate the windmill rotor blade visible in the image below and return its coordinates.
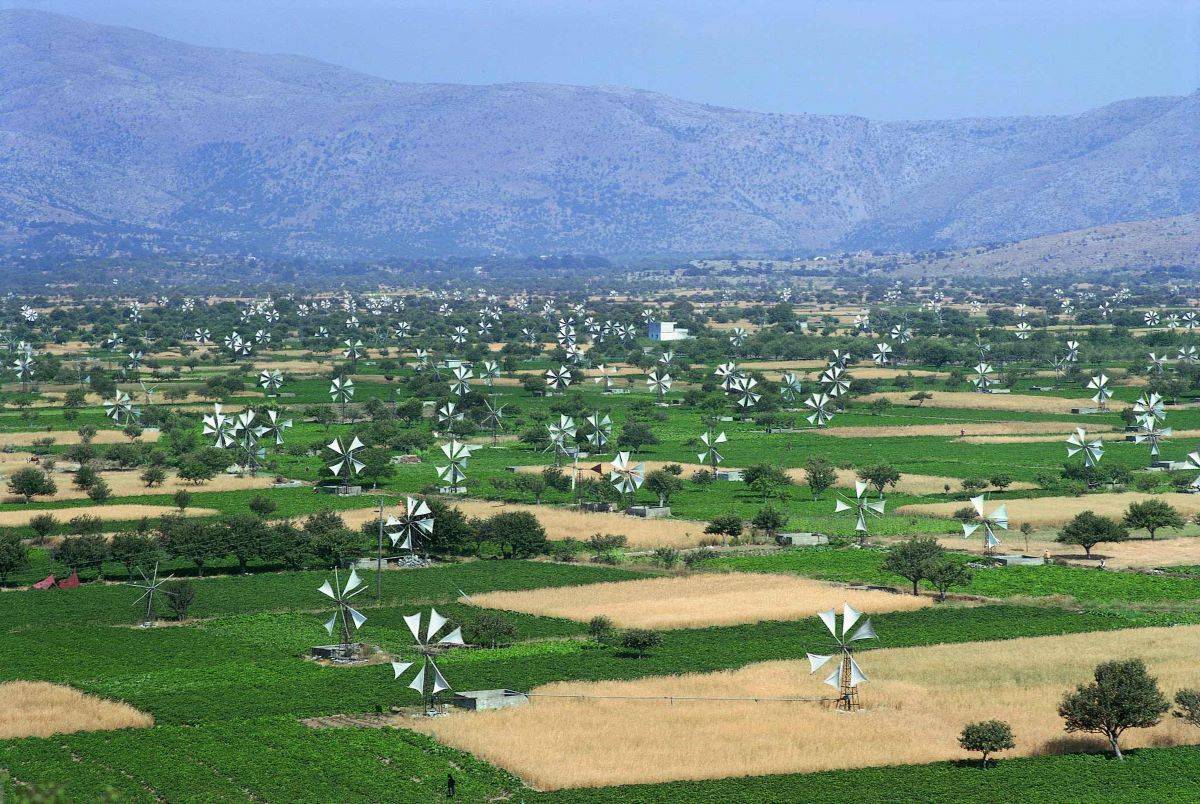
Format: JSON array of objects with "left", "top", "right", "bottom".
[
  {"left": 842, "top": 603, "right": 861, "bottom": 636},
  {"left": 324, "top": 614, "right": 338, "bottom": 635},
  {"left": 848, "top": 618, "right": 876, "bottom": 642},
  {"left": 970, "top": 495, "right": 985, "bottom": 516},
  {"left": 403, "top": 612, "right": 422, "bottom": 642},
  {"left": 318, "top": 580, "right": 336, "bottom": 599},
  {"left": 391, "top": 661, "right": 413, "bottom": 679},
  {"left": 806, "top": 653, "right": 833, "bottom": 673},
  {"left": 427, "top": 608, "right": 448, "bottom": 641},
  {"left": 962, "top": 522, "right": 980, "bottom": 537},
  {"left": 853, "top": 481, "right": 869, "bottom": 498},
  {"left": 347, "top": 607, "right": 367, "bottom": 630},
  {"left": 834, "top": 499, "right": 852, "bottom": 513},
  {"left": 992, "top": 505, "right": 1009, "bottom": 529},
  {"left": 430, "top": 659, "right": 451, "bottom": 694},
  {"left": 822, "top": 665, "right": 842, "bottom": 690},
  {"left": 818, "top": 608, "right": 838, "bottom": 638},
  {"left": 438, "top": 626, "right": 465, "bottom": 647},
  {"left": 408, "top": 664, "right": 426, "bottom": 693},
  {"left": 865, "top": 500, "right": 886, "bottom": 515},
  {"left": 344, "top": 569, "right": 363, "bottom": 594},
  {"left": 848, "top": 656, "right": 868, "bottom": 687}
]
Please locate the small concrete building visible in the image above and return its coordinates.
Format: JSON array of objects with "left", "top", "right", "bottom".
[{"left": 452, "top": 689, "right": 529, "bottom": 711}]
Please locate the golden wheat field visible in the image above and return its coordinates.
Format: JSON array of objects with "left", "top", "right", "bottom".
[
  {"left": 0, "top": 428, "right": 161, "bottom": 447},
  {"left": 335, "top": 498, "right": 709, "bottom": 548},
  {"left": 899, "top": 491, "right": 1200, "bottom": 528},
  {"left": 0, "top": 504, "right": 217, "bottom": 528},
  {"left": 416, "top": 625, "right": 1200, "bottom": 789},
  {"left": 468, "top": 573, "right": 931, "bottom": 629},
  {"left": 860, "top": 390, "right": 1126, "bottom": 414},
  {"left": 960, "top": 429, "right": 1200, "bottom": 445},
  {"left": 0, "top": 682, "right": 153, "bottom": 739},
  {"left": 818, "top": 420, "right": 1105, "bottom": 438}
]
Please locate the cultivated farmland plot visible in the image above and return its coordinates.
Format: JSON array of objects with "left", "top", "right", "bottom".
[{"left": 4, "top": 273, "right": 1200, "bottom": 803}]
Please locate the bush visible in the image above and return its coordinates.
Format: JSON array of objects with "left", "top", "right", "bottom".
[
  {"left": 1174, "top": 689, "right": 1200, "bottom": 728},
  {"left": 162, "top": 580, "right": 196, "bottom": 621},
  {"left": 652, "top": 547, "right": 680, "bottom": 568},
  {"left": 7, "top": 467, "right": 56, "bottom": 503},
  {"left": 958, "top": 720, "right": 1015, "bottom": 768},
  {"left": 705, "top": 514, "right": 743, "bottom": 539},
  {"left": 28, "top": 513, "right": 58, "bottom": 542},
  {"left": 487, "top": 511, "right": 548, "bottom": 558},
  {"left": 619, "top": 628, "right": 662, "bottom": 658},
  {"left": 587, "top": 615, "right": 615, "bottom": 643},
  {"left": 463, "top": 611, "right": 517, "bottom": 648},
  {"left": 0, "top": 533, "right": 30, "bottom": 584},
  {"left": 87, "top": 478, "right": 112, "bottom": 502}
]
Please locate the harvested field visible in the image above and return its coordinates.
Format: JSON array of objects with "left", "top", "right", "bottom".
[
  {"left": 468, "top": 572, "right": 931, "bottom": 630},
  {"left": 860, "top": 390, "right": 1126, "bottom": 414},
  {"left": 915, "top": 532, "right": 1200, "bottom": 570},
  {"left": 0, "top": 504, "right": 217, "bottom": 527},
  {"left": 417, "top": 625, "right": 1200, "bottom": 789},
  {"left": 960, "top": 428, "right": 1200, "bottom": 444},
  {"left": 898, "top": 491, "right": 1200, "bottom": 528},
  {"left": 0, "top": 681, "right": 153, "bottom": 739},
  {"left": 250, "top": 359, "right": 335, "bottom": 373},
  {"left": 337, "top": 498, "right": 709, "bottom": 549},
  {"left": 818, "top": 421, "right": 1106, "bottom": 438},
  {"left": 4, "top": 469, "right": 284, "bottom": 503},
  {"left": 0, "top": 428, "right": 160, "bottom": 447}
]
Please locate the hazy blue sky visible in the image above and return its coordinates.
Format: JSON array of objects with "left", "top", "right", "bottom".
[{"left": 6, "top": 0, "right": 1198, "bottom": 119}]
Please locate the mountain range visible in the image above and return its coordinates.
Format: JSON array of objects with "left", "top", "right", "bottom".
[{"left": 1, "top": 9, "right": 1197, "bottom": 261}]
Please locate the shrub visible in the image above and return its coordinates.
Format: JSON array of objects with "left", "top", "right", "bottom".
[
  {"left": 0, "top": 533, "right": 30, "bottom": 584},
  {"left": 705, "top": 514, "right": 744, "bottom": 539},
  {"left": 28, "top": 513, "right": 58, "bottom": 542},
  {"left": 1174, "top": 689, "right": 1200, "bottom": 728},
  {"left": 958, "top": 720, "right": 1015, "bottom": 768},
  {"left": 652, "top": 547, "right": 680, "bottom": 568},
  {"left": 619, "top": 628, "right": 662, "bottom": 658},
  {"left": 587, "top": 615, "right": 615, "bottom": 643},
  {"left": 463, "top": 611, "right": 517, "bottom": 648},
  {"left": 7, "top": 467, "right": 56, "bottom": 503},
  {"left": 87, "top": 478, "right": 112, "bottom": 502},
  {"left": 162, "top": 580, "right": 196, "bottom": 621}
]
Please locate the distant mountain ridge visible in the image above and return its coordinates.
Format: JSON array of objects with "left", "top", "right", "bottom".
[{"left": 1, "top": 9, "right": 1197, "bottom": 260}]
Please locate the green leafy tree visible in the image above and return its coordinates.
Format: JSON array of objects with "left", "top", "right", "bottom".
[
  {"left": 958, "top": 720, "right": 1015, "bottom": 768},
  {"left": 0, "top": 533, "right": 30, "bottom": 584},
  {"left": 804, "top": 457, "right": 836, "bottom": 500},
  {"left": 162, "top": 580, "right": 196, "bottom": 621},
  {"left": 645, "top": 469, "right": 683, "bottom": 508},
  {"left": 488, "top": 511, "right": 548, "bottom": 559},
  {"left": 619, "top": 628, "right": 662, "bottom": 658},
  {"left": 1122, "top": 499, "right": 1185, "bottom": 541},
  {"left": 162, "top": 518, "right": 223, "bottom": 576},
  {"left": 744, "top": 463, "right": 792, "bottom": 500},
  {"left": 928, "top": 559, "right": 973, "bottom": 602},
  {"left": 110, "top": 532, "right": 161, "bottom": 579},
  {"left": 8, "top": 467, "right": 56, "bottom": 503},
  {"left": 705, "top": 514, "right": 743, "bottom": 539},
  {"left": 1056, "top": 511, "right": 1129, "bottom": 558},
  {"left": 857, "top": 464, "right": 901, "bottom": 498},
  {"left": 989, "top": 474, "right": 1013, "bottom": 492},
  {"left": 87, "top": 478, "right": 112, "bottom": 502},
  {"left": 248, "top": 495, "right": 278, "bottom": 518},
  {"left": 52, "top": 535, "right": 109, "bottom": 577},
  {"left": 140, "top": 466, "right": 167, "bottom": 487},
  {"left": 618, "top": 421, "right": 658, "bottom": 450},
  {"left": 752, "top": 505, "right": 787, "bottom": 538},
  {"left": 304, "top": 510, "right": 361, "bottom": 568},
  {"left": 1174, "top": 689, "right": 1200, "bottom": 729},
  {"left": 882, "top": 536, "right": 944, "bottom": 596},
  {"left": 1058, "top": 659, "right": 1169, "bottom": 759},
  {"left": 173, "top": 489, "right": 192, "bottom": 511},
  {"left": 463, "top": 611, "right": 517, "bottom": 648},
  {"left": 28, "top": 513, "right": 58, "bottom": 542}
]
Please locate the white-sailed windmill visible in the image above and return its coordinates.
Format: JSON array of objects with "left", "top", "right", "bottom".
[
  {"left": 610, "top": 451, "right": 645, "bottom": 503},
  {"left": 586, "top": 411, "right": 613, "bottom": 451},
  {"left": 257, "top": 409, "right": 293, "bottom": 446},
  {"left": 805, "top": 391, "right": 835, "bottom": 427},
  {"left": 1134, "top": 419, "right": 1172, "bottom": 464},
  {"left": 482, "top": 398, "right": 506, "bottom": 444},
  {"left": 871, "top": 342, "right": 893, "bottom": 366},
  {"left": 1133, "top": 392, "right": 1166, "bottom": 425},
  {"left": 330, "top": 376, "right": 355, "bottom": 420},
  {"left": 387, "top": 497, "right": 435, "bottom": 552},
  {"left": 593, "top": 364, "right": 616, "bottom": 393},
  {"left": 1087, "top": 373, "right": 1112, "bottom": 411},
  {"left": 105, "top": 390, "right": 140, "bottom": 426},
  {"left": 545, "top": 415, "right": 577, "bottom": 466},
  {"left": 780, "top": 372, "right": 803, "bottom": 406},
  {"left": 449, "top": 365, "right": 473, "bottom": 397},
  {"left": 647, "top": 368, "right": 672, "bottom": 404},
  {"left": 202, "top": 402, "right": 235, "bottom": 448},
  {"left": 326, "top": 435, "right": 366, "bottom": 487},
  {"left": 259, "top": 369, "right": 285, "bottom": 396},
  {"left": 318, "top": 567, "right": 368, "bottom": 653},
  {"left": 971, "top": 362, "right": 995, "bottom": 393},
  {"left": 392, "top": 608, "right": 465, "bottom": 714},
  {"left": 698, "top": 430, "right": 727, "bottom": 474},
  {"left": 730, "top": 375, "right": 761, "bottom": 414},
  {"left": 1066, "top": 428, "right": 1104, "bottom": 468},
  {"left": 806, "top": 603, "right": 877, "bottom": 711},
  {"left": 128, "top": 562, "right": 172, "bottom": 627},
  {"left": 545, "top": 364, "right": 572, "bottom": 393},
  {"left": 437, "top": 439, "right": 478, "bottom": 492},
  {"left": 835, "top": 482, "right": 885, "bottom": 545},
  {"left": 962, "top": 495, "right": 1008, "bottom": 553}
]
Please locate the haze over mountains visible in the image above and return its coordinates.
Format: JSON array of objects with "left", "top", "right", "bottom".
[{"left": 1, "top": 9, "right": 1197, "bottom": 262}]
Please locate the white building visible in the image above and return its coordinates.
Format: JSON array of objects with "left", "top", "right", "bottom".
[{"left": 648, "top": 321, "right": 690, "bottom": 341}]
